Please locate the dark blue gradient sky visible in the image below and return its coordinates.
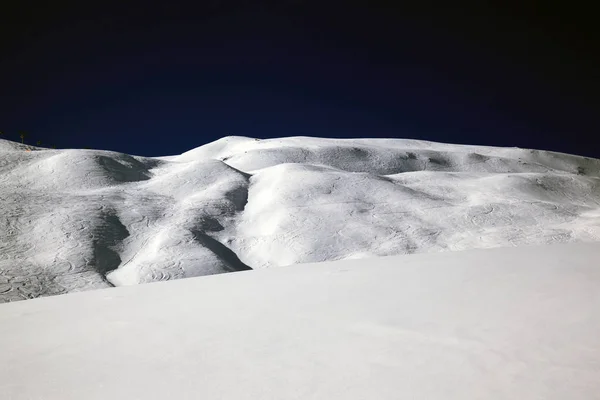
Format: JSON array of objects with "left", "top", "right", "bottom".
[{"left": 1, "top": 3, "right": 598, "bottom": 157}]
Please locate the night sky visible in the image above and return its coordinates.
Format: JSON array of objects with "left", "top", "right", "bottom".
[{"left": 1, "top": 2, "right": 598, "bottom": 158}]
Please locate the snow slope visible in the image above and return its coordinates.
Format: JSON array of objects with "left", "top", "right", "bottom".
[
  {"left": 1, "top": 242, "right": 599, "bottom": 399},
  {"left": 1, "top": 136, "right": 600, "bottom": 301}
]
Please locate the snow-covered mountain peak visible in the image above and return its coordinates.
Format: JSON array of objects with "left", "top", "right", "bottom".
[{"left": 1, "top": 136, "right": 599, "bottom": 301}]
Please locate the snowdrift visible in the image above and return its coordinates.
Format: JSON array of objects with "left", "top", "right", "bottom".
[{"left": 1, "top": 242, "right": 599, "bottom": 399}]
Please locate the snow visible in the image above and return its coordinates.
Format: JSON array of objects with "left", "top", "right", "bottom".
[
  {"left": 1, "top": 136, "right": 600, "bottom": 301},
  {"left": 1, "top": 242, "right": 599, "bottom": 399}
]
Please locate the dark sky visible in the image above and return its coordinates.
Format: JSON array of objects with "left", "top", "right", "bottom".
[{"left": 1, "top": 2, "right": 598, "bottom": 158}]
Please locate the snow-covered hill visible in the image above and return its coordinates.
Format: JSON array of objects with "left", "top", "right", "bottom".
[
  {"left": 2, "top": 242, "right": 600, "bottom": 399},
  {"left": 1, "top": 136, "right": 600, "bottom": 301}
]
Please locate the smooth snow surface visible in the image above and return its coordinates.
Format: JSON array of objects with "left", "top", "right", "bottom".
[
  {"left": 1, "top": 242, "right": 600, "bottom": 399},
  {"left": 2, "top": 136, "right": 600, "bottom": 301}
]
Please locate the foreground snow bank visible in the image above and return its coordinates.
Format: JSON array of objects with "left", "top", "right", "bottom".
[{"left": 1, "top": 242, "right": 599, "bottom": 399}]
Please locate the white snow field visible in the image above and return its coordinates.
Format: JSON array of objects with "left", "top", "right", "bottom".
[
  {"left": 1, "top": 242, "right": 599, "bottom": 399},
  {"left": 1, "top": 136, "right": 600, "bottom": 301}
]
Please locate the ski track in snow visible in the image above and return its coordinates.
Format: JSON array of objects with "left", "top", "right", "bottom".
[{"left": 1, "top": 136, "right": 600, "bottom": 302}]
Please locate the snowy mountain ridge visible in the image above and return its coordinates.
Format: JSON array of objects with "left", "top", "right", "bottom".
[{"left": 1, "top": 136, "right": 600, "bottom": 301}]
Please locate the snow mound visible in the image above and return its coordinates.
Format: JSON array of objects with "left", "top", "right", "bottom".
[
  {"left": 1, "top": 136, "right": 600, "bottom": 301},
  {"left": 2, "top": 242, "right": 600, "bottom": 399}
]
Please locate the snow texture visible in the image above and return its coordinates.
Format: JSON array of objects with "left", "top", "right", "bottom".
[
  {"left": 1, "top": 242, "right": 599, "bottom": 399},
  {"left": 1, "top": 136, "right": 600, "bottom": 301}
]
